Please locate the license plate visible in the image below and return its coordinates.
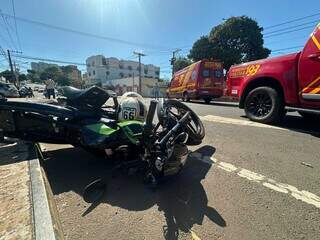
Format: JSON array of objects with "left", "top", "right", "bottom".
[{"left": 122, "top": 107, "right": 136, "bottom": 120}]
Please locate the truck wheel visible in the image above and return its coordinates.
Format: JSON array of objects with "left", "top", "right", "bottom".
[
  {"left": 299, "top": 112, "right": 320, "bottom": 122},
  {"left": 244, "top": 87, "right": 284, "bottom": 124},
  {"left": 204, "top": 97, "right": 212, "bottom": 104},
  {"left": 182, "top": 92, "right": 189, "bottom": 102}
]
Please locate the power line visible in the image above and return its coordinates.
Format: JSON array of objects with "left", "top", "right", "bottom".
[
  {"left": 271, "top": 45, "right": 304, "bottom": 52},
  {"left": 0, "top": 31, "right": 15, "bottom": 50},
  {"left": 2, "top": 12, "right": 173, "bottom": 51},
  {"left": 264, "top": 12, "right": 320, "bottom": 30},
  {"left": 264, "top": 25, "right": 315, "bottom": 38},
  {"left": 10, "top": 0, "right": 22, "bottom": 52},
  {"left": 0, "top": 11, "right": 18, "bottom": 51},
  {"left": 10, "top": 54, "right": 86, "bottom": 66},
  {"left": 264, "top": 20, "right": 319, "bottom": 35}
]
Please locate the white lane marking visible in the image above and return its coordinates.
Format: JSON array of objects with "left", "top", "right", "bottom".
[
  {"left": 217, "top": 162, "right": 238, "bottom": 172},
  {"left": 200, "top": 115, "right": 286, "bottom": 130},
  {"left": 262, "top": 182, "right": 289, "bottom": 193},
  {"left": 190, "top": 154, "right": 320, "bottom": 209},
  {"left": 237, "top": 169, "right": 265, "bottom": 183}
]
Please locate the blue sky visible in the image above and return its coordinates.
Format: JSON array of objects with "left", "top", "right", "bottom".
[{"left": 0, "top": 0, "right": 319, "bottom": 79}]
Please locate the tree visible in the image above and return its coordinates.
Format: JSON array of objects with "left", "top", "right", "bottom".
[
  {"left": 19, "top": 73, "right": 27, "bottom": 82},
  {"left": 188, "top": 36, "right": 215, "bottom": 61},
  {"left": 56, "top": 75, "right": 71, "bottom": 86},
  {"left": 209, "top": 16, "right": 270, "bottom": 70},
  {"left": 174, "top": 57, "right": 193, "bottom": 72},
  {"left": 40, "top": 66, "right": 61, "bottom": 80},
  {"left": 27, "top": 69, "right": 40, "bottom": 83},
  {"left": 0, "top": 70, "right": 14, "bottom": 82},
  {"left": 188, "top": 16, "right": 270, "bottom": 70}
]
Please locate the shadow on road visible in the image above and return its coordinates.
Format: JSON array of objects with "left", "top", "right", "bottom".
[
  {"left": 240, "top": 114, "right": 320, "bottom": 138},
  {"left": 43, "top": 145, "right": 226, "bottom": 240},
  {"left": 185, "top": 99, "right": 238, "bottom": 107}
]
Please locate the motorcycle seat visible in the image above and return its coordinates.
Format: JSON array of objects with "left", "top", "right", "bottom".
[
  {"left": 61, "top": 86, "right": 86, "bottom": 100},
  {"left": 61, "top": 86, "right": 110, "bottom": 109}
]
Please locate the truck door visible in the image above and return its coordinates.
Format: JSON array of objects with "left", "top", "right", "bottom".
[{"left": 299, "top": 23, "right": 320, "bottom": 105}]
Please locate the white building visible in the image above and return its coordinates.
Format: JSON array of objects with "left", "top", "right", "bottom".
[
  {"left": 102, "top": 76, "right": 167, "bottom": 97},
  {"left": 85, "top": 55, "right": 160, "bottom": 87}
]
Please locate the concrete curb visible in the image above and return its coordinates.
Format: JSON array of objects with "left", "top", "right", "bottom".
[
  {"left": 28, "top": 143, "right": 64, "bottom": 240},
  {"left": 29, "top": 147, "right": 56, "bottom": 240}
]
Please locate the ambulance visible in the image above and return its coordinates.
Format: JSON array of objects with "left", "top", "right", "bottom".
[{"left": 167, "top": 60, "right": 224, "bottom": 103}]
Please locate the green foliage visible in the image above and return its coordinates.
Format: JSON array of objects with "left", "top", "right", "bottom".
[
  {"left": 188, "top": 16, "right": 270, "bottom": 70},
  {"left": 19, "top": 74, "right": 27, "bottom": 82},
  {"left": 188, "top": 36, "right": 214, "bottom": 61},
  {"left": 0, "top": 70, "right": 13, "bottom": 81},
  {"left": 174, "top": 57, "right": 192, "bottom": 72},
  {"left": 27, "top": 69, "right": 40, "bottom": 83},
  {"left": 36, "top": 66, "right": 72, "bottom": 86},
  {"left": 0, "top": 70, "right": 27, "bottom": 83},
  {"left": 56, "top": 75, "right": 71, "bottom": 86}
]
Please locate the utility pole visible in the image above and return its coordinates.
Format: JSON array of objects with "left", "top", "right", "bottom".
[
  {"left": 133, "top": 51, "right": 146, "bottom": 95},
  {"left": 171, "top": 49, "right": 181, "bottom": 77},
  {"left": 7, "top": 49, "right": 22, "bottom": 87},
  {"left": 7, "top": 49, "right": 16, "bottom": 86}
]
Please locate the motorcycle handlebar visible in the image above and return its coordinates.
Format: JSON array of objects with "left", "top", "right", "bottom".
[
  {"left": 145, "top": 100, "right": 158, "bottom": 128},
  {"left": 158, "top": 111, "right": 190, "bottom": 147}
]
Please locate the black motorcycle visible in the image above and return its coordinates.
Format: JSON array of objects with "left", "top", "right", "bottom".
[{"left": 0, "top": 86, "right": 205, "bottom": 200}]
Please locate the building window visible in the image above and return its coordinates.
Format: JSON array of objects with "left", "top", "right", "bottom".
[
  {"left": 93, "top": 70, "right": 95, "bottom": 75},
  {"left": 155, "top": 71, "right": 159, "bottom": 75},
  {"left": 106, "top": 71, "right": 109, "bottom": 76},
  {"left": 128, "top": 66, "right": 132, "bottom": 70},
  {"left": 128, "top": 73, "right": 132, "bottom": 77},
  {"left": 92, "top": 61, "right": 95, "bottom": 67},
  {"left": 144, "top": 69, "right": 148, "bottom": 74},
  {"left": 102, "top": 58, "right": 107, "bottom": 65},
  {"left": 88, "top": 72, "right": 91, "bottom": 76},
  {"left": 87, "top": 63, "right": 91, "bottom": 67},
  {"left": 119, "top": 72, "right": 124, "bottom": 78},
  {"left": 119, "top": 64, "right": 124, "bottom": 69}
]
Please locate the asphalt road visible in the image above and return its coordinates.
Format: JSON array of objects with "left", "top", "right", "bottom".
[{"left": 41, "top": 100, "right": 320, "bottom": 240}]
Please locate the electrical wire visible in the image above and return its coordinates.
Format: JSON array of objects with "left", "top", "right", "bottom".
[
  {"left": 10, "top": 0, "right": 22, "bottom": 52},
  {"left": 264, "top": 12, "right": 320, "bottom": 30},
  {"left": 0, "top": 11, "right": 18, "bottom": 51},
  {"left": 2, "top": 12, "right": 173, "bottom": 51},
  {"left": 264, "top": 20, "right": 319, "bottom": 35},
  {"left": 264, "top": 25, "right": 315, "bottom": 38},
  {"left": 271, "top": 45, "right": 304, "bottom": 52}
]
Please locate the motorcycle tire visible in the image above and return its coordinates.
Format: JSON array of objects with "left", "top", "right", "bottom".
[{"left": 158, "top": 99, "right": 205, "bottom": 145}]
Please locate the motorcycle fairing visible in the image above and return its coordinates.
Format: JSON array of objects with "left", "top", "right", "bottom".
[{"left": 82, "top": 120, "right": 143, "bottom": 148}]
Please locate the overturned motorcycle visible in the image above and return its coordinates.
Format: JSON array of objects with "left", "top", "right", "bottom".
[{"left": 0, "top": 86, "right": 205, "bottom": 202}]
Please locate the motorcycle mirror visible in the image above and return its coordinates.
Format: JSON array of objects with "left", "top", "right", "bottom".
[{"left": 82, "top": 179, "right": 107, "bottom": 203}]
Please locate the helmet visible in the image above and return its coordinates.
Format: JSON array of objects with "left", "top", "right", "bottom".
[{"left": 118, "top": 92, "right": 147, "bottom": 122}]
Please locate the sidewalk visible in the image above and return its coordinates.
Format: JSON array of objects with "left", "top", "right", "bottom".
[{"left": 0, "top": 140, "right": 61, "bottom": 240}]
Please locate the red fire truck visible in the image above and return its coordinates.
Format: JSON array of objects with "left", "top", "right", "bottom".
[
  {"left": 167, "top": 60, "right": 224, "bottom": 103},
  {"left": 226, "top": 23, "right": 320, "bottom": 123}
]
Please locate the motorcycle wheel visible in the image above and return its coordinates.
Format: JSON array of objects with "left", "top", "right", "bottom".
[{"left": 158, "top": 99, "right": 205, "bottom": 145}]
